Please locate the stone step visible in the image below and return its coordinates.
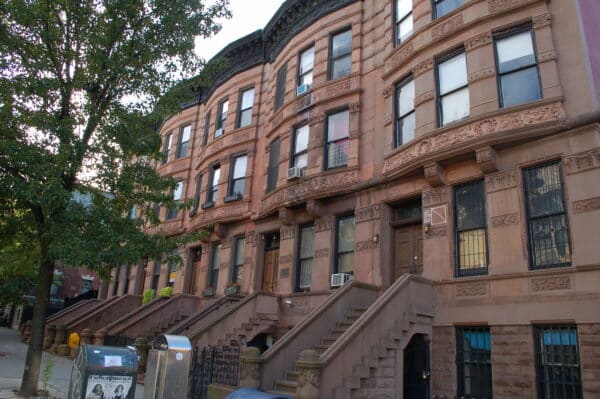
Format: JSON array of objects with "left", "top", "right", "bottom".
[
  {"left": 274, "top": 379, "right": 297, "bottom": 394},
  {"left": 321, "top": 336, "right": 337, "bottom": 345},
  {"left": 267, "top": 390, "right": 295, "bottom": 399},
  {"left": 285, "top": 371, "right": 299, "bottom": 382},
  {"left": 314, "top": 344, "right": 330, "bottom": 354}
]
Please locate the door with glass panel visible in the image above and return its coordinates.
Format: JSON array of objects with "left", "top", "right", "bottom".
[
  {"left": 392, "top": 199, "right": 423, "bottom": 280},
  {"left": 262, "top": 232, "right": 280, "bottom": 292},
  {"left": 296, "top": 225, "right": 314, "bottom": 292}
]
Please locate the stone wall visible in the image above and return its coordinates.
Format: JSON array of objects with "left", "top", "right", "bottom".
[
  {"left": 579, "top": 323, "right": 600, "bottom": 397},
  {"left": 431, "top": 326, "right": 455, "bottom": 398}
]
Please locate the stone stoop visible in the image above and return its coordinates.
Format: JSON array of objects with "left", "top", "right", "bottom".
[
  {"left": 216, "top": 313, "right": 279, "bottom": 347},
  {"left": 271, "top": 307, "right": 369, "bottom": 395},
  {"left": 143, "top": 312, "right": 189, "bottom": 340}
]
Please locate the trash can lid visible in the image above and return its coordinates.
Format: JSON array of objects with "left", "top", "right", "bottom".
[
  {"left": 153, "top": 334, "right": 192, "bottom": 351},
  {"left": 225, "top": 388, "right": 293, "bottom": 399}
]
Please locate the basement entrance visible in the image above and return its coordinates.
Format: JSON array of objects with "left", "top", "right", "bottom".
[
  {"left": 262, "top": 232, "right": 280, "bottom": 292},
  {"left": 403, "top": 333, "right": 430, "bottom": 399},
  {"left": 392, "top": 198, "right": 423, "bottom": 280}
]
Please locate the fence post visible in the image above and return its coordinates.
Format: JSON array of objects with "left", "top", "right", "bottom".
[
  {"left": 135, "top": 336, "right": 149, "bottom": 373},
  {"left": 239, "top": 347, "right": 262, "bottom": 389},
  {"left": 295, "top": 350, "right": 322, "bottom": 399}
]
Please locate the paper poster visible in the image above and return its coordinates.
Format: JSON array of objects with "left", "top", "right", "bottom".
[
  {"left": 85, "top": 375, "right": 133, "bottom": 399},
  {"left": 104, "top": 356, "right": 122, "bottom": 367}
]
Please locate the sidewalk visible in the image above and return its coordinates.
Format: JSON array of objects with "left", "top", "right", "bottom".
[{"left": 0, "top": 327, "right": 143, "bottom": 399}]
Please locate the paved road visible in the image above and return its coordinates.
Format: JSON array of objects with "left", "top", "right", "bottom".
[{"left": 0, "top": 327, "right": 144, "bottom": 398}]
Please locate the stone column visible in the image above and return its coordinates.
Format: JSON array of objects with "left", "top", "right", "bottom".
[
  {"left": 93, "top": 328, "right": 107, "bottom": 345},
  {"left": 134, "top": 337, "right": 149, "bottom": 373},
  {"left": 239, "top": 347, "right": 262, "bottom": 389},
  {"left": 43, "top": 324, "right": 56, "bottom": 350},
  {"left": 295, "top": 350, "right": 322, "bottom": 399},
  {"left": 51, "top": 325, "right": 66, "bottom": 353}
]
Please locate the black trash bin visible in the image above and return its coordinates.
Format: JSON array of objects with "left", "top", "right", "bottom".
[
  {"left": 67, "top": 344, "right": 138, "bottom": 399},
  {"left": 225, "top": 388, "right": 293, "bottom": 399}
]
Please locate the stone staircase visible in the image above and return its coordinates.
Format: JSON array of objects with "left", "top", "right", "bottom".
[
  {"left": 143, "top": 312, "right": 189, "bottom": 340},
  {"left": 270, "top": 307, "right": 368, "bottom": 396},
  {"left": 216, "top": 312, "right": 279, "bottom": 347}
]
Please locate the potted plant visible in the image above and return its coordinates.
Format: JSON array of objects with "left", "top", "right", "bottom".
[
  {"left": 224, "top": 281, "right": 240, "bottom": 295},
  {"left": 159, "top": 286, "right": 173, "bottom": 297},
  {"left": 202, "top": 286, "right": 216, "bottom": 297}
]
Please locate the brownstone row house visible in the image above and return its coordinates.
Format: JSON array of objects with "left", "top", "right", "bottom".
[{"left": 62, "top": 0, "right": 600, "bottom": 397}]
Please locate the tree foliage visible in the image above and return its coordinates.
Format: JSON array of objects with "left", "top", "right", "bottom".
[{"left": 0, "top": 0, "right": 230, "bottom": 395}]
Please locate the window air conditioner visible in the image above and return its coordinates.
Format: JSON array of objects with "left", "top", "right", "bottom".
[
  {"left": 214, "top": 128, "right": 224, "bottom": 138},
  {"left": 330, "top": 273, "right": 353, "bottom": 288},
  {"left": 296, "top": 84, "right": 311, "bottom": 96},
  {"left": 287, "top": 166, "right": 305, "bottom": 180}
]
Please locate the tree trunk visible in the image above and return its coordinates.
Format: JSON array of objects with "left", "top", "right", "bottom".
[{"left": 19, "top": 241, "right": 54, "bottom": 397}]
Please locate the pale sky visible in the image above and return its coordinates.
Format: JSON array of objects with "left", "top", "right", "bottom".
[{"left": 195, "top": 0, "right": 286, "bottom": 61}]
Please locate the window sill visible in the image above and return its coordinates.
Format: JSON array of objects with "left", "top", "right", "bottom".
[
  {"left": 223, "top": 194, "right": 243, "bottom": 203},
  {"left": 456, "top": 268, "right": 488, "bottom": 278},
  {"left": 202, "top": 202, "right": 215, "bottom": 210}
]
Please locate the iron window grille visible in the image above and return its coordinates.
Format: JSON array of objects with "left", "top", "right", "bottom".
[
  {"left": 231, "top": 236, "right": 245, "bottom": 284},
  {"left": 325, "top": 110, "right": 350, "bottom": 169},
  {"left": 298, "top": 46, "right": 315, "bottom": 89},
  {"left": 226, "top": 154, "right": 247, "bottom": 200},
  {"left": 437, "top": 50, "right": 469, "bottom": 126},
  {"left": 433, "top": 0, "right": 463, "bottom": 19},
  {"left": 161, "top": 132, "right": 172, "bottom": 164},
  {"left": 335, "top": 215, "right": 355, "bottom": 274},
  {"left": 456, "top": 327, "right": 493, "bottom": 399},
  {"left": 204, "top": 164, "right": 220, "bottom": 208},
  {"left": 208, "top": 242, "right": 221, "bottom": 289},
  {"left": 329, "top": 29, "right": 352, "bottom": 80},
  {"left": 395, "top": 75, "right": 416, "bottom": 147},
  {"left": 236, "top": 88, "right": 254, "bottom": 128},
  {"left": 494, "top": 26, "right": 541, "bottom": 108},
  {"left": 454, "top": 180, "right": 488, "bottom": 277},
  {"left": 395, "top": 0, "right": 414, "bottom": 45},
  {"left": 215, "top": 99, "right": 228, "bottom": 137},
  {"left": 275, "top": 63, "right": 287, "bottom": 111},
  {"left": 176, "top": 124, "right": 192, "bottom": 158},
  {"left": 166, "top": 181, "right": 184, "bottom": 220},
  {"left": 523, "top": 161, "right": 571, "bottom": 269},
  {"left": 202, "top": 111, "right": 211, "bottom": 146},
  {"left": 296, "top": 225, "right": 314, "bottom": 292},
  {"left": 266, "top": 138, "right": 281, "bottom": 193},
  {"left": 292, "top": 125, "right": 309, "bottom": 169},
  {"left": 534, "top": 325, "right": 582, "bottom": 399}
]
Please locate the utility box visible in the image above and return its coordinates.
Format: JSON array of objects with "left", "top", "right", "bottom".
[
  {"left": 144, "top": 334, "right": 192, "bottom": 399},
  {"left": 67, "top": 344, "right": 138, "bottom": 399}
]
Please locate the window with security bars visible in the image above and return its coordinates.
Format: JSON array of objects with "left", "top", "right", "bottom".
[
  {"left": 523, "top": 162, "right": 571, "bottom": 269},
  {"left": 296, "top": 225, "right": 314, "bottom": 291},
  {"left": 275, "top": 63, "right": 287, "bottom": 110},
  {"left": 336, "top": 216, "right": 355, "bottom": 274},
  {"left": 329, "top": 29, "right": 352, "bottom": 80},
  {"left": 535, "top": 325, "right": 582, "bottom": 399},
  {"left": 326, "top": 110, "right": 349, "bottom": 169},
  {"left": 454, "top": 180, "right": 488, "bottom": 276},
  {"left": 395, "top": 76, "right": 415, "bottom": 147},
  {"left": 266, "top": 138, "right": 280, "bottom": 193},
  {"left": 456, "top": 327, "right": 492, "bottom": 399},
  {"left": 395, "top": 0, "right": 413, "bottom": 45},
  {"left": 208, "top": 243, "right": 221, "bottom": 288},
  {"left": 231, "top": 236, "right": 245, "bottom": 285}
]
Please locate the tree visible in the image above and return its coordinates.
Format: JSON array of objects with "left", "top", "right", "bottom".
[{"left": 0, "top": 0, "right": 230, "bottom": 395}]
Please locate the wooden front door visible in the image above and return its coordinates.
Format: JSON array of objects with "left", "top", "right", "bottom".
[
  {"left": 262, "top": 249, "right": 279, "bottom": 292},
  {"left": 393, "top": 223, "right": 423, "bottom": 279}
]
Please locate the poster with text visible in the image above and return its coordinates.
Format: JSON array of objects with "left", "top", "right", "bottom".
[{"left": 85, "top": 375, "right": 133, "bottom": 399}]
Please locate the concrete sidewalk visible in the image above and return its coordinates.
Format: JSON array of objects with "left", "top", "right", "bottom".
[{"left": 0, "top": 327, "right": 144, "bottom": 399}]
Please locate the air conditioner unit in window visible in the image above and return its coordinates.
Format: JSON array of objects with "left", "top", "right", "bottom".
[
  {"left": 296, "top": 84, "right": 311, "bottom": 96},
  {"left": 287, "top": 166, "right": 305, "bottom": 180},
  {"left": 214, "top": 128, "right": 224, "bottom": 138},
  {"left": 330, "top": 273, "right": 353, "bottom": 288}
]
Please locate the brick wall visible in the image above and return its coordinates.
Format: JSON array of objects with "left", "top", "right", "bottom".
[
  {"left": 579, "top": 323, "right": 600, "bottom": 397},
  {"left": 431, "top": 326, "right": 455, "bottom": 398}
]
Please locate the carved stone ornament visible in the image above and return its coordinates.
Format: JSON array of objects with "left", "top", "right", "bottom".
[
  {"left": 383, "top": 85, "right": 394, "bottom": 98},
  {"left": 245, "top": 231, "right": 256, "bottom": 247},
  {"left": 315, "top": 216, "right": 333, "bottom": 232},
  {"left": 385, "top": 42, "right": 415, "bottom": 75},
  {"left": 486, "top": 169, "right": 517, "bottom": 193},
  {"left": 538, "top": 49, "right": 558, "bottom": 63},
  {"left": 572, "top": 196, "right": 600, "bottom": 214},
  {"left": 384, "top": 114, "right": 393, "bottom": 126},
  {"left": 423, "top": 186, "right": 448, "bottom": 207},
  {"left": 306, "top": 200, "right": 323, "bottom": 218},
  {"left": 356, "top": 204, "right": 381, "bottom": 223},
  {"left": 279, "top": 207, "right": 294, "bottom": 226},
  {"left": 455, "top": 283, "right": 488, "bottom": 297},
  {"left": 280, "top": 225, "right": 296, "bottom": 240},
  {"left": 564, "top": 148, "right": 600, "bottom": 175},
  {"left": 194, "top": 202, "right": 250, "bottom": 225},
  {"left": 356, "top": 240, "right": 379, "bottom": 251},
  {"left": 530, "top": 276, "right": 571, "bottom": 292},
  {"left": 488, "top": 0, "right": 533, "bottom": 14},
  {"left": 465, "top": 31, "right": 492, "bottom": 50},
  {"left": 475, "top": 146, "right": 499, "bottom": 174},
  {"left": 533, "top": 12, "right": 552, "bottom": 28},
  {"left": 279, "top": 255, "right": 293, "bottom": 264},
  {"left": 326, "top": 76, "right": 354, "bottom": 97},
  {"left": 314, "top": 248, "right": 329, "bottom": 258},
  {"left": 491, "top": 213, "right": 519, "bottom": 227},
  {"left": 425, "top": 226, "right": 447, "bottom": 239},
  {"left": 431, "top": 14, "right": 464, "bottom": 40},
  {"left": 349, "top": 102, "right": 361, "bottom": 114},
  {"left": 413, "top": 58, "right": 434, "bottom": 77},
  {"left": 424, "top": 162, "right": 447, "bottom": 188},
  {"left": 468, "top": 67, "right": 496, "bottom": 83},
  {"left": 382, "top": 103, "right": 565, "bottom": 175}
]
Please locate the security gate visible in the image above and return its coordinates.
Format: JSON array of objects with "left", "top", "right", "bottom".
[{"left": 190, "top": 345, "right": 240, "bottom": 399}]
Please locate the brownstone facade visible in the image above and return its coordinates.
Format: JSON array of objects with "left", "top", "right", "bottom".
[{"left": 105, "top": 0, "right": 600, "bottom": 397}]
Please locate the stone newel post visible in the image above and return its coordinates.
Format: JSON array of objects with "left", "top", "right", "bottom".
[
  {"left": 239, "top": 347, "right": 262, "bottom": 389},
  {"left": 43, "top": 324, "right": 56, "bottom": 350},
  {"left": 51, "top": 325, "right": 66, "bottom": 353},
  {"left": 93, "top": 328, "right": 107, "bottom": 345},
  {"left": 134, "top": 337, "right": 149, "bottom": 373},
  {"left": 295, "top": 350, "right": 322, "bottom": 399}
]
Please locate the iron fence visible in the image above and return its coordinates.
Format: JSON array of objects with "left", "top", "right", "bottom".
[{"left": 190, "top": 345, "right": 240, "bottom": 399}]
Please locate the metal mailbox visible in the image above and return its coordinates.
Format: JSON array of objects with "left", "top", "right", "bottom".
[
  {"left": 67, "top": 344, "right": 138, "bottom": 399},
  {"left": 144, "top": 334, "right": 192, "bottom": 399}
]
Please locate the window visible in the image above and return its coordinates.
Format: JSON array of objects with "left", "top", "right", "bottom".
[
  {"left": 202, "top": 111, "right": 211, "bottom": 146},
  {"left": 454, "top": 180, "right": 488, "bottom": 276},
  {"left": 128, "top": 205, "right": 136, "bottom": 220},
  {"left": 166, "top": 181, "right": 184, "bottom": 220},
  {"left": 296, "top": 225, "right": 314, "bottom": 291},
  {"left": 161, "top": 133, "right": 172, "bottom": 164},
  {"left": 215, "top": 99, "right": 228, "bottom": 137},
  {"left": 326, "top": 110, "right": 350, "bottom": 169},
  {"left": 456, "top": 327, "right": 492, "bottom": 399},
  {"left": 192, "top": 174, "right": 202, "bottom": 212},
  {"left": 523, "top": 161, "right": 571, "bottom": 269},
  {"left": 151, "top": 259, "right": 161, "bottom": 290},
  {"left": 176, "top": 124, "right": 191, "bottom": 158},
  {"left": 433, "top": 0, "right": 462, "bottom": 19},
  {"left": 208, "top": 242, "right": 221, "bottom": 288},
  {"left": 395, "top": 76, "right": 415, "bottom": 147},
  {"left": 266, "top": 138, "right": 280, "bottom": 193},
  {"left": 237, "top": 88, "right": 254, "bottom": 128},
  {"left": 292, "top": 125, "right": 309, "bottom": 170},
  {"left": 231, "top": 236, "right": 245, "bottom": 284},
  {"left": 329, "top": 29, "right": 352, "bottom": 80},
  {"left": 437, "top": 51, "right": 469, "bottom": 126},
  {"left": 153, "top": 202, "right": 161, "bottom": 220},
  {"left": 81, "top": 278, "right": 93, "bottom": 294},
  {"left": 275, "top": 63, "right": 287, "bottom": 110},
  {"left": 335, "top": 215, "right": 355, "bottom": 274},
  {"left": 494, "top": 28, "right": 541, "bottom": 108},
  {"left": 227, "top": 154, "right": 247, "bottom": 200},
  {"left": 205, "top": 164, "right": 220, "bottom": 207},
  {"left": 395, "top": 0, "right": 413, "bottom": 45},
  {"left": 167, "top": 250, "right": 177, "bottom": 288},
  {"left": 535, "top": 325, "right": 582, "bottom": 399},
  {"left": 298, "top": 46, "right": 315, "bottom": 90}
]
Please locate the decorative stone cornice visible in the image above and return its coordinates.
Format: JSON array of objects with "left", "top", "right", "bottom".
[
  {"left": 476, "top": 146, "right": 499, "bottom": 174},
  {"left": 564, "top": 148, "right": 600, "bottom": 175},
  {"left": 431, "top": 14, "right": 464, "bottom": 40},
  {"left": 465, "top": 32, "right": 492, "bottom": 50}
]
